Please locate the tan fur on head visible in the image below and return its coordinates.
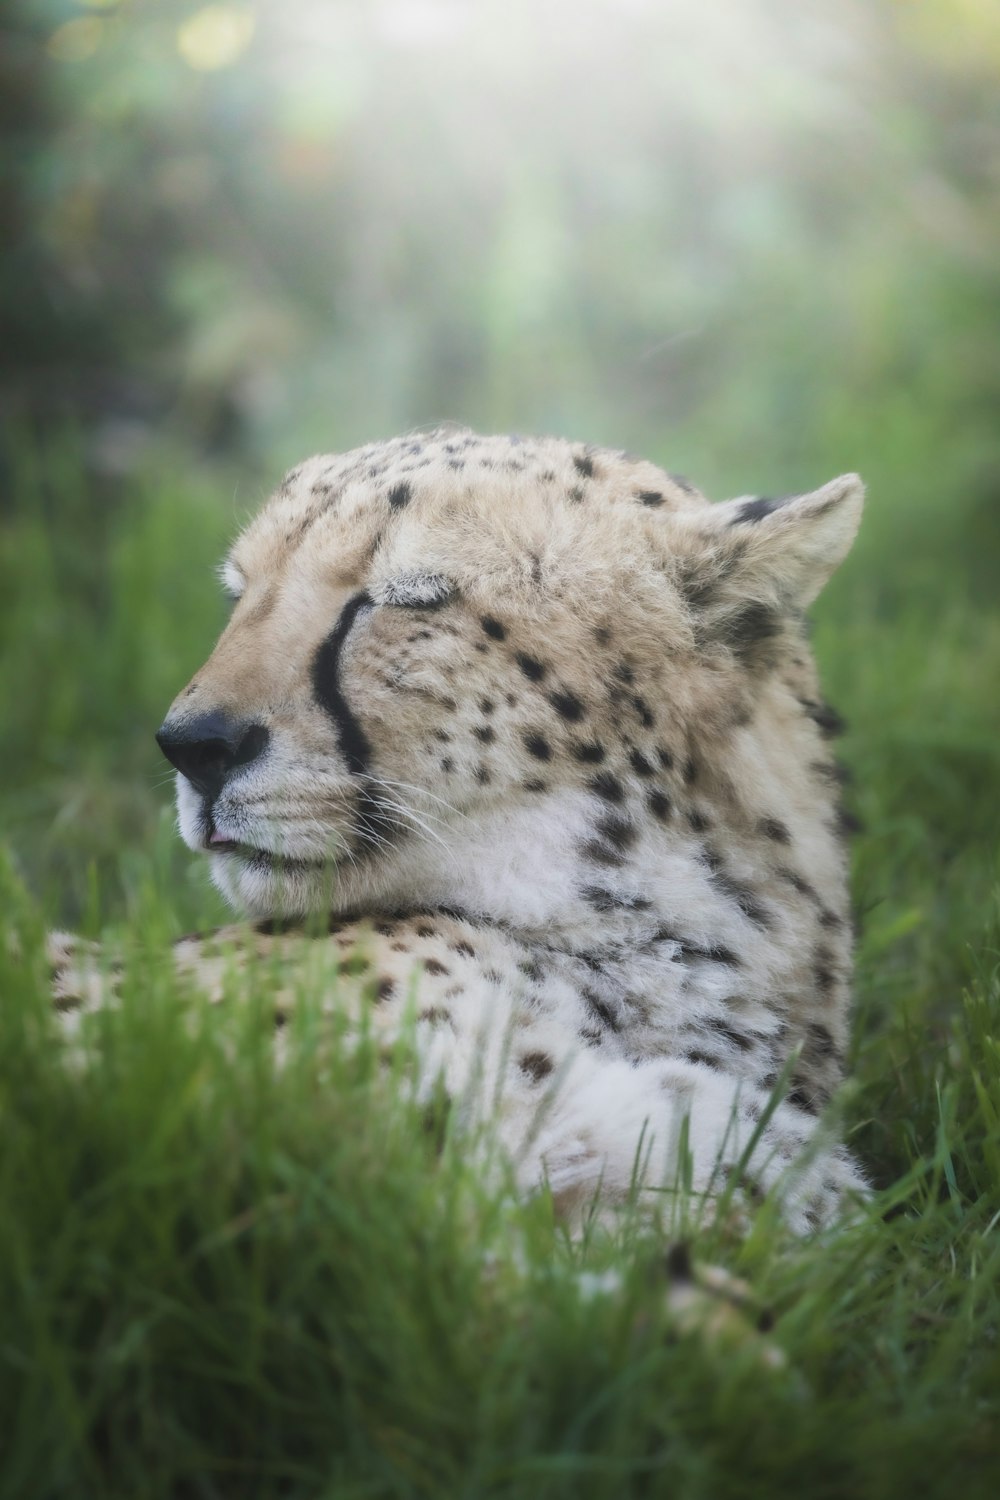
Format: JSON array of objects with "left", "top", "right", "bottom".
[{"left": 160, "top": 432, "right": 862, "bottom": 930}]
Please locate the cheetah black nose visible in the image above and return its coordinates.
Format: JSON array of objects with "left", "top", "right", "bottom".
[{"left": 156, "top": 712, "right": 270, "bottom": 798}]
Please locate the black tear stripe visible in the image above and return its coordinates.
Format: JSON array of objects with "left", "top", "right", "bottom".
[
  {"left": 310, "top": 591, "right": 395, "bottom": 857},
  {"left": 311, "top": 592, "right": 374, "bottom": 773}
]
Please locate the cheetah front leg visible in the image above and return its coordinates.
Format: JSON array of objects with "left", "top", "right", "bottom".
[{"left": 505, "top": 1046, "right": 866, "bottom": 1234}]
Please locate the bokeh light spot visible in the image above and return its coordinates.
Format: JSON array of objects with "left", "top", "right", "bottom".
[
  {"left": 177, "top": 5, "right": 257, "bottom": 72},
  {"left": 47, "top": 17, "right": 104, "bottom": 63}
]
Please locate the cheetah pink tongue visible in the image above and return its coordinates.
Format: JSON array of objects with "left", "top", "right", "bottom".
[{"left": 208, "top": 822, "right": 239, "bottom": 849}]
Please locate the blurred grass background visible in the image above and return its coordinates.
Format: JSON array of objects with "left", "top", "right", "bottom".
[{"left": 2, "top": 1, "right": 1000, "bottom": 1495}]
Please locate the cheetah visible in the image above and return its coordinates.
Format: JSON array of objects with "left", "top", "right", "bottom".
[{"left": 51, "top": 430, "right": 867, "bottom": 1232}]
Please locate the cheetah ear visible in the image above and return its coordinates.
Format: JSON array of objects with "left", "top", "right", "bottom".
[{"left": 713, "top": 473, "right": 865, "bottom": 608}]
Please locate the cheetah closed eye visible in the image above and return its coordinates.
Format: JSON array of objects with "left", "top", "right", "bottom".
[{"left": 50, "top": 429, "right": 867, "bottom": 1232}]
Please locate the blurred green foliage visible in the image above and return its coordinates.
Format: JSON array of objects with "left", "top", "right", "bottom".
[{"left": 2, "top": 0, "right": 999, "bottom": 489}]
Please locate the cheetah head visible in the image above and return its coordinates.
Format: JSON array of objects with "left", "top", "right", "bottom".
[{"left": 157, "top": 431, "right": 862, "bottom": 923}]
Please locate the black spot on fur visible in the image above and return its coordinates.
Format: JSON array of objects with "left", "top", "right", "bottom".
[
  {"left": 636, "top": 489, "right": 663, "bottom": 507},
  {"left": 705, "top": 1016, "right": 756, "bottom": 1052},
  {"left": 632, "top": 695, "right": 655, "bottom": 728},
  {"left": 582, "top": 813, "right": 638, "bottom": 867},
  {"left": 647, "top": 789, "right": 671, "bottom": 821},
  {"left": 388, "top": 481, "right": 413, "bottom": 511},
  {"left": 376, "top": 978, "right": 395, "bottom": 1003},
  {"left": 759, "top": 817, "right": 790, "bottom": 844},
  {"left": 787, "top": 1084, "right": 819, "bottom": 1116},
  {"left": 732, "top": 497, "right": 779, "bottom": 524},
  {"left": 805, "top": 1022, "right": 837, "bottom": 1058},
  {"left": 568, "top": 485, "right": 585, "bottom": 503},
  {"left": 479, "top": 697, "right": 495, "bottom": 715},
  {"left": 520, "top": 1050, "right": 555, "bottom": 1083},
  {"left": 837, "top": 806, "right": 864, "bottom": 838},
  {"left": 474, "top": 725, "right": 496, "bottom": 744},
  {"left": 581, "top": 839, "right": 625, "bottom": 869},
  {"left": 702, "top": 848, "right": 771, "bottom": 928},
  {"left": 686, "top": 809, "right": 710, "bottom": 832},
  {"left": 778, "top": 866, "right": 820, "bottom": 902},
  {"left": 657, "top": 746, "right": 674, "bottom": 770},
  {"left": 573, "top": 741, "right": 606, "bottom": 764},
  {"left": 684, "top": 1050, "right": 720, "bottom": 1070},
  {"left": 548, "top": 690, "right": 584, "bottom": 722},
  {"left": 573, "top": 452, "right": 596, "bottom": 478},
  {"left": 594, "top": 625, "right": 612, "bottom": 646},
  {"left": 721, "top": 601, "right": 783, "bottom": 666},
  {"left": 452, "top": 940, "right": 476, "bottom": 958},
  {"left": 655, "top": 931, "right": 740, "bottom": 966},
  {"left": 419, "top": 1006, "right": 451, "bottom": 1026},
  {"left": 683, "top": 757, "right": 698, "bottom": 785},
  {"left": 581, "top": 887, "right": 651, "bottom": 913},
  {"left": 812, "top": 759, "right": 852, "bottom": 787},
  {"left": 481, "top": 616, "right": 506, "bottom": 640},
  {"left": 813, "top": 947, "right": 837, "bottom": 993},
  {"left": 423, "top": 957, "right": 450, "bottom": 977},
  {"left": 518, "top": 957, "right": 544, "bottom": 982},
  {"left": 337, "top": 951, "right": 372, "bottom": 976},
  {"left": 801, "top": 698, "right": 846, "bottom": 737},
  {"left": 516, "top": 653, "right": 546, "bottom": 682},
  {"left": 588, "top": 773, "right": 625, "bottom": 804},
  {"left": 523, "top": 732, "right": 552, "bottom": 761},
  {"left": 523, "top": 779, "right": 548, "bottom": 793},
  {"left": 630, "top": 750, "right": 655, "bottom": 777},
  {"left": 583, "top": 987, "right": 619, "bottom": 1030}
]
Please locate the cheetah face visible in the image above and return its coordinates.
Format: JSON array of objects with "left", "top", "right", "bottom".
[{"left": 155, "top": 432, "right": 862, "bottom": 918}]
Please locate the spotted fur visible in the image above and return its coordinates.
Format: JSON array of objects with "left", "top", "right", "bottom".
[{"left": 51, "top": 430, "right": 867, "bottom": 1231}]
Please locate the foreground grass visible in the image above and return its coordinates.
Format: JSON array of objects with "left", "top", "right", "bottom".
[{"left": 1, "top": 431, "right": 1000, "bottom": 1497}]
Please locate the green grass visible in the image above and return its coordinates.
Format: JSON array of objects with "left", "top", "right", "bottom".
[{"left": 2, "top": 428, "right": 1000, "bottom": 1499}]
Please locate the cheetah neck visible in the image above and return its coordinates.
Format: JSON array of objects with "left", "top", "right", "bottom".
[{"left": 330, "top": 785, "right": 825, "bottom": 1005}]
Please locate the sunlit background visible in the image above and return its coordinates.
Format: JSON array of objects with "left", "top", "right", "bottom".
[
  {"left": 5, "top": 0, "right": 1000, "bottom": 493},
  {"left": 3, "top": 0, "right": 1000, "bottom": 916}
]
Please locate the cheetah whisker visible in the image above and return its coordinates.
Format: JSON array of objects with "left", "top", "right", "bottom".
[
  {"left": 361, "top": 776, "right": 469, "bottom": 821},
  {"left": 361, "top": 795, "right": 456, "bottom": 860}
]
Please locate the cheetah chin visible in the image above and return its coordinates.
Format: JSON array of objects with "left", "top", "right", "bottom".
[{"left": 63, "top": 429, "right": 870, "bottom": 1234}]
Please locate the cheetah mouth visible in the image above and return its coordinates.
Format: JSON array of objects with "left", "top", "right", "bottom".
[
  {"left": 203, "top": 821, "right": 331, "bottom": 872},
  {"left": 207, "top": 840, "right": 332, "bottom": 874}
]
